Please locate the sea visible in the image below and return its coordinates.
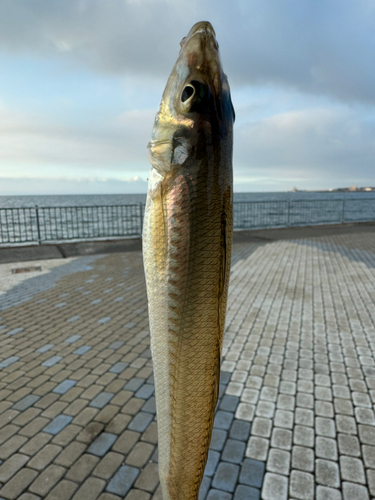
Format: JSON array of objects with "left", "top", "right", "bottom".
[{"left": 1, "top": 190, "right": 375, "bottom": 208}]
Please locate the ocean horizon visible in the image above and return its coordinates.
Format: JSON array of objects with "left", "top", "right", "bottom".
[{"left": 1, "top": 191, "right": 375, "bottom": 209}]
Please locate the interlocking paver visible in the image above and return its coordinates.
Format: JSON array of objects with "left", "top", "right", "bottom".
[{"left": 1, "top": 227, "right": 375, "bottom": 497}]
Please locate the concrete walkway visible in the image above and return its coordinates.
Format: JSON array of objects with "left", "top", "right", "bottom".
[{"left": 0, "top": 225, "right": 374, "bottom": 499}]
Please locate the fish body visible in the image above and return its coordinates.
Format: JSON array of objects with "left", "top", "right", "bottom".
[{"left": 142, "top": 21, "right": 234, "bottom": 500}]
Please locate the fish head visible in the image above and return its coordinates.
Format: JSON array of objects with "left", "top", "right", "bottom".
[{"left": 148, "top": 21, "right": 235, "bottom": 179}]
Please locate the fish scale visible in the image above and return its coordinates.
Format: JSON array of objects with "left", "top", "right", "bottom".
[{"left": 143, "top": 21, "right": 234, "bottom": 500}]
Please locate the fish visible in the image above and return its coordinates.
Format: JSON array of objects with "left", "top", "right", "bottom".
[{"left": 142, "top": 21, "right": 235, "bottom": 500}]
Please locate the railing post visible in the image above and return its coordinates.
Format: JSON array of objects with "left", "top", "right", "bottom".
[
  {"left": 287, "top": 200, "right": 291, "bottom": 227},
  {"left": 139, "top": 202, "right": 143, "bottom": 236},
  {"left": 35, "top": 205, "right": 42, "bottom": 245},
  {"left": 341, "top": 199, "right": 345, "bottom": 223}
]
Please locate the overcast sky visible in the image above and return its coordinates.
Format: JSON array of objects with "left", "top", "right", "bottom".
[{"left": 0, "top": 0, "right": 374, "bottom": 195}]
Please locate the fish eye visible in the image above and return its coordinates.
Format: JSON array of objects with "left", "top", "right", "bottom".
[{"left": 181, "top": 84, "right": 195, "bottom": 103}]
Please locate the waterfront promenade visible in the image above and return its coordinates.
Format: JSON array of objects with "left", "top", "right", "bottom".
[{"left": 0, "top": 223, "right": 374, "bottom": 500}]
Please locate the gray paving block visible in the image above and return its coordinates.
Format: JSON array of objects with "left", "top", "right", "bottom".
[
  {"left": 12, "top": 394, "right": 40, "bottom": 411},
  {"left": 36, "top": 344, "right": 54, "bottom": 353},
  {"left": 204, "top": 450, "right": 220, "bottom": 477},
  {"left": 142, "top": 397, "right": 156, "bottom": 414},
  {"left": 42, "top": 356, "right": 62, "bottom": 367},
  {"left": 67, "top": 315, "right": 81, "bottom": 322},
  {"left": 109, "top": 341, "right": 124, "bottom": 350},
  {"left": 220, "top": 395, "right": 240, "bottom": 412},
  {"left": 65, "top": 335, "right": 81, "bottom": 343},
  {"left": 43, "top": 415, "right": 73, "bottom": 434},
  {"left": 124, "top": 378, "right": 145, "bottom": 392},
  {"left": 342, "top": 482, "right": 369, "bottom": 500},
  {"left": 128, "top": 412, "right": 153, "bottom": 432},
  {"left": 90, "top": 392, "right": 114, "bottom": 409},
  {"left": 229, "top": 420, "right": 251, "bottom": 441},
  {"left": 206, "top": 490, "right": 232, "bottom": 500},
  {"left": 210, "top": 428, "right": 227, "bottom": 451},
  {"left": 0, "top": 356, "right": 20, "bottom": 368},
  {"left": 220, "top": 372, "right": 231, "bottom": 385},
  {"left": 98, "top": 317, "right": 112, "bottom": 324},
  {"left": 316, "top": 486, "right": 342, "bottom": 500},
  {"left": 7, "top": 327, "right": 24, "bottom": 335},
  {"left": 199, "top": 477, "right": 211, "bottom": 500},
  {"left": 222, "top": 439, "right": 246, "bottom": 464},
  {"left": 109, "top": 362, "right": 129, "bottom": 374},
  {"left": 53, "top": 380, "right": 77, "bottom": 394},
  {"left": 135, "top": 384, "right": 154, "bottom": 399},
  {"left": 212, "top": 462, "right": 240, "bottom": 492},
  {"left": 239, "top": 458, "right": 265, "bottom": 488},
  {"left": 106, "top": 465, "right": 140, "bottom": 496},
  {"left": 214, "top": 411, "right": 234, "bottom": 430},
  {"left": 74, "top": 346, "right": 92, "bottom": 355},
  {"left": 87, "top": 432, "right": 117, "bottom": 457},
  {"left": 234, "top": 485, "right": 260, "bottom": 500}
]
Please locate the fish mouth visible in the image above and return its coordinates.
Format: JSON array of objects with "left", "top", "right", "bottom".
[{"left": 180, "top": 21, "right": 218, "bottom": 52}]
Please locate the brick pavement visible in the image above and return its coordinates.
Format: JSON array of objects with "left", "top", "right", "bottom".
[{"left": 0, "top": 229, "right": 374, "bottom": 499}]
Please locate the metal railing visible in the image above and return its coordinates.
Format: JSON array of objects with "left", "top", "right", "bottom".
[{"left": 1, "top": 198, "right": 374, "bottom": 246}]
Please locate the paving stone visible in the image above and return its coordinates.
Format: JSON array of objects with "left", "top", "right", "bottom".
[
  {"left": 235, "top": 403, "right": 255, "bottom": 421},
  {"left": 316, "top": 418, "right": 336, "bottom": 438},
  {"left": 87, "top": 433, "right": 117, "bottom": 457},
  {"left": 71, "top": 477, "right": 106, "bottom": 500},
  {"left": 43, "top": 415, "right": 72, "bottom": 435},
  {"left": 0, "top": 357, "right": 20, "bottom": 368},
  {"left": 316, "top": 486, "right": 342, "bottom": 500},
  {"left": 0, "top": 454, "right": 29, "bottom": 482},
  {"left": 315, "top": 459, "right": 340, "bottom": 488},
  {"left": 53, "top": 380, "right": 77, "bottom": 394},
  {"left": 12, "top": 395, "right": 40, "bottom": 412},
  {"left": 27, "top": 444, "right": 61, "bottom": 470},
  {"left": 229, "top": 419, "right": 250, "bottom": 441},
  {"left": 290, "top": 470, "right": 314, "bottom": 499},
  {"left": 212, "top": 462, "right": 239, "bottom": 492},
  {"left": 54, "top": 441, "right": 87, "bottom": 467},
  {"left": 125, "top": 442, "right": 154, "bottom": 467},
  {"left": 204, "top": 449, "right": 220, "bottom": 477},
  {"left": 0, "top": 467, "right": 38, "bottom": 499},
  {"left": 316, "top": 437, "right": 338, "bottom": 461},
  {"left": 274, "top": 410, "right": 293, "bottom": 429},
  {"left": 128, "top": 412, "right": 153, "bottom": 433},
  {"left": 239, "top": 458, "right": 265, "bottom": 488},
  {"left": 292, "top": 446, "right": 314, "bottom": 472},
  {"left": 123, "top": 378, "right": 144, "bottom": 392},
  {"left": 65, "top": 335, "right": 81, "bottom": 343},
  {"left": 90, "top": 392, "right": 114, "bottom": 409},
  {"left": 233, "top": 484, "right": 260, "bottom": 500},
  {"left": 246, "top": 436, "right": 269, "bottom": 461},
  {"left": 74, "top": 345, "right": 92, "bottom": 355},
  {"left": 141, "top": 397, "right": 156, "bottom": 414},
  {"left": 66, "top": 453, "right": 100, "bottom": 482},
  {"left": 112, "top": 430, "right": 140, "bottom": 455},
  {"left": 339, "top": 456, "right": 365, "bottom": 484},
  {"left": 261, "top": 472, "right": 288, "bottom": 500},
  {"left": 135, "top": 385, "right": 154, "bottom": 399},
  {"left": 271, "top": 428, "right": 292, "bottom": 450},
  {"left": 109, "top": 363, "right": 129, "bottom": 375},
  {"left": 134, "top": 462, "right": 159, "bottom": 493},
  {"left": 106, "top": 465, "right": 140, "bottom": 497},
  {"left": 342, "top": 482, "right": 369, "bottom": 500},
  {"left": 206, "top": 490, "right": 232, "bottom": 500},
  {"left": 266, "top": 448, "right": 290, "bottom": 475},
  {"left": 29, "top": 464, "right": 66, "bottom": 496},
  {"left": 42, "top": 356, "right": 62, "bottom": 367},
  {"left": 221, "top": 439, "right": 246, "bottom": 464},
  {"left": 251, "top": 417, "right": 272, "bottom": 438},
  {"left": 210, "top": 428, "right": 227, "bottom": 451}
]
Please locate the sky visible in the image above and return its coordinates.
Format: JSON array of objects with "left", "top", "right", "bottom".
[{"left": 0, "top": 0, "right": 374, "bottom": 195}]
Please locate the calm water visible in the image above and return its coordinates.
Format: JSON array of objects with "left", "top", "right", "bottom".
[{"left": 1, "top": 191, "right": 374, "bottom": 208}]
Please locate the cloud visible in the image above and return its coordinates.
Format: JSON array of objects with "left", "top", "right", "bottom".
[
  {"left": 0, "top": 102, "right": 155, "bottom": 176},
  {"left": 0, "top": 1, "right": 375, "bottom": 103},
  {"left": 0, "top": 176, "right": 147, "bottom": 196},
  {"left": 234, "top": 106, "right": 375, "bottom": 190}
]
